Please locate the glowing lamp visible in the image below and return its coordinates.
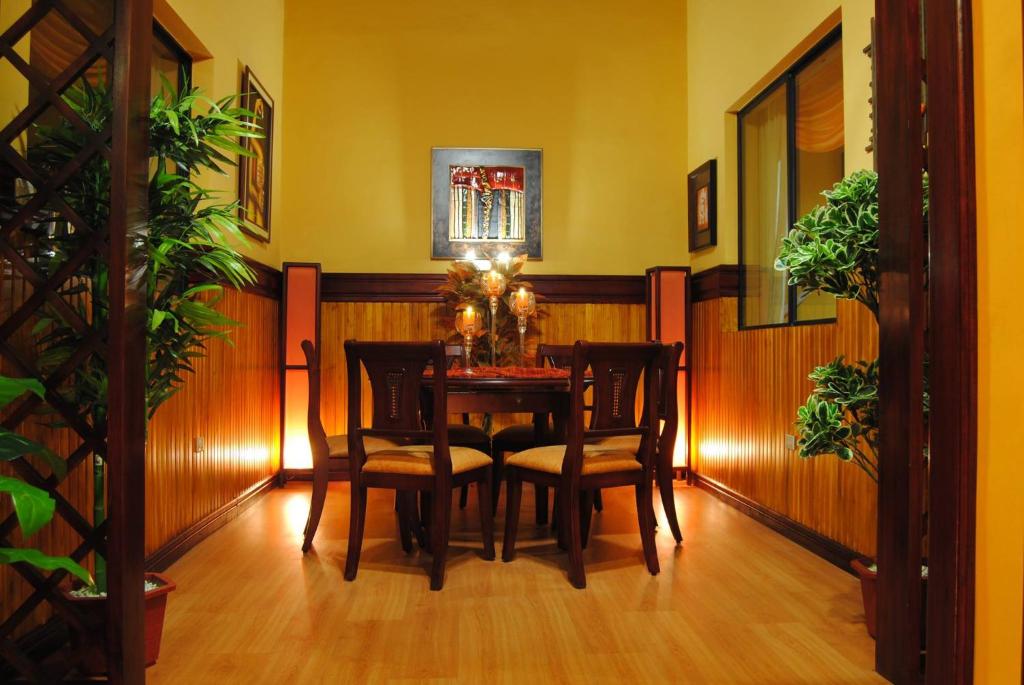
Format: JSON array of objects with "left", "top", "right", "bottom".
[
  {"left": 645, "top": 266, "right": 691, "bottom": 475},
  {"left": 281, "top": 263, "right": 322, "bottom": 470}
]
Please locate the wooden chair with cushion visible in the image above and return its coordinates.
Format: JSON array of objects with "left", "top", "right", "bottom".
[
  {"left": 589, "top": 342, "right": 685, "bottom": 543},
  {"left": 300, "top": 339, "right": 402, "bottom": 553},
  {"left": 502, "top": 341, "right": 662, "bottom": 588},
  {"left": 344, "top": 340, "right": 495, "bottom": 590},
  {"left": 488, "top": 344, "right": 577, "bottom": 522}
]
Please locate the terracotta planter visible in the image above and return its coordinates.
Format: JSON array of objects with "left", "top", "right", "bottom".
[
  {"left": 63, "top": 571, "right": 176, "bottom": 675},
  {"left": 851, "top": 558, "right": 878, "bottom": 638}
]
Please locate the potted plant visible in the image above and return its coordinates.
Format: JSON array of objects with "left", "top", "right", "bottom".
[
  {"left": 776, "top": 169, "right": 928, "bottom": 638},
  {"left": 8, "top": 75, "right": 260, "bottom": 673}
]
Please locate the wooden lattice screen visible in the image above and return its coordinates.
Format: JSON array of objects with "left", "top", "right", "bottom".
[{"left": 0, "top": 0, "right": 149, "bottom": 681}]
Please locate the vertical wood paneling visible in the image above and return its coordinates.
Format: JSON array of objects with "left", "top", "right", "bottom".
[
  {"left": 145, "top": 289, "right": 280, "bottom": 555},
  {"left": 691, "top": 297, "right": 878, "bottom": 556},
  {"left": 318, "top": 302, "right": 646, "bottom": 436}
]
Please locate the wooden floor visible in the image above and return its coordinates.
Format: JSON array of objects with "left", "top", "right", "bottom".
[{"left": 148, "top": 482, "right": 883, "bottom": 684}]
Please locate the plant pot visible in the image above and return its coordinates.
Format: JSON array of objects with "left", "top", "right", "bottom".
[
  {"left": 851, "top": 558, "right": 878, "bottom": 638},
  {"left": 62, "top": 572, "right": 176, "bottom": 675}
]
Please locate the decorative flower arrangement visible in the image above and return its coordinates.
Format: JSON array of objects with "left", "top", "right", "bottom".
[{"left": 436, "top": 251, "right": 539, "bottom": 366}]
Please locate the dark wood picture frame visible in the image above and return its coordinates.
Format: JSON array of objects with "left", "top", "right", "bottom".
[
  {"left": 238, "top": 66, "right": 273, "bottom": 243},
  {"left": 687, "top": 159, "right": 717, "bottom": 252}
]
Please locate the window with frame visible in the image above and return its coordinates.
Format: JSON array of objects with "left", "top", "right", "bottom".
[
  {"left": 153, "top": 22, "right": 192, "bottom": 97},
  {"left": 738, "top": 29, "right": 844, "bottom": 328}
]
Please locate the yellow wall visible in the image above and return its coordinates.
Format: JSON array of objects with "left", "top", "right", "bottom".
[
  {"left": 973, "top": 0, "right": 1024, "bottom": 680},
  {"left": 167, "top": 0, "right": 285, "bottom": 268},
  {"left": 280, "top": 0, "right": 687, "bottom": 275},
  {"left": 686, "top": 0, "right": 874, "bottom": 274}
]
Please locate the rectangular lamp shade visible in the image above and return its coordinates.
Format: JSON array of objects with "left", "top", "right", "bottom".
[
  {"left": 646, "top": 267, "right": 691, "bottom": 470},
  {"left": 281, "top": 263, "right": 321, "bottom": 470}
]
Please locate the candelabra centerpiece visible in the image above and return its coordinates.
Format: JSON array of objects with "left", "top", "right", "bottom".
[
  {"left": 481, "top": 269, "right": 507, "bottom": 365},
  {"left": 509, "top": 287, "right": 537, "bottom": 364},
  {"left": 454, "top": 305, "right": 483, "bottom": 373}
]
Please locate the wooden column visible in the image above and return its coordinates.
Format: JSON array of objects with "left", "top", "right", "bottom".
[
  {"left": 874, "top": 0, "right": 927, "bottom": 682},
  {"left": 924, "top": 0, "right": 978, "bottom": 682},
  {"left": 106, "top": 0, "right": 153, "bottom": 681}
]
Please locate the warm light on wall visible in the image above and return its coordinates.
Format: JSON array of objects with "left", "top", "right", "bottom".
[{"left": 281, "top": 263, "right": 321, "bottom": 470}]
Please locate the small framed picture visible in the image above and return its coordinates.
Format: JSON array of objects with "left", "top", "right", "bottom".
[
  {"left": 238, "top": 66, "right": 273, "bottom": 243},
  {"left": 688, "top": 159, "right": 717, "bottom": 252}
]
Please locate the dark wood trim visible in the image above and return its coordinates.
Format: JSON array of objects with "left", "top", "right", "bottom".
[
  {"left": 320, "top": 273, "right": 646, "bottom": 304},
  {"left": 145, "top": 476, "right": 278, "bottom": 572},
  {"left": 242, "top": 257, "right": 282, "bottom": 299},
  {"left": 691, "top": 265, "right": 741, "bottom": 302},
  {"left": 107, "top": 0, "right": 153, "bottom": 680},
  {"left": 924, "top": 0, "right": 978, "bottom": 682},
  {"left": 875, "top": 0, "right": 927, "bottom": 680},
  {"left": 692, "top": 473, "right": 859, "bottom": 574}
]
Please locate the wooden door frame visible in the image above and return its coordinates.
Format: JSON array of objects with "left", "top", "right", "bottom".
[{"left": 874, "top": 0, "right": 978, "bottom": 682}]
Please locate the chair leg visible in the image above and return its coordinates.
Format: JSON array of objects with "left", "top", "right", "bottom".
[
  {"left": 535, "top": 485, "right": 549, "bottom": 525},
  {"left": 566, "top": 485, "right": 586, "bottom": 589},
  {"left": 477, "top": 470, "right": 496, "bottom": 561},
  {"left": 657, "top": 464, "right": 683, "bottom": 544},
  {"left": 636, "top": 481, "right": 660, "bottom": 576},
  {"left": 395, "top": 491, "right": 411, "bottom": 548},
  {"left": 579, "top": 489, "right": 594, "bottom": 550},
  {"left": 501, "top": 469, "right": 523, "bottom": 562},
  {"left": 491, "top": 448, "right": 504, "bottom": 516},
  {"left": 344, "top": 484, "right": 368, "bottom": 581},
  {"left": 459, "top": 484, "right": 469, "bottom": 509},
  {"left": 593, "top": 488, "right": 603, "bottom": 512},
  {"left": 301, "top": 457, "right": 329, "bottom": 553},
  {"left": 419, "top": 491, "right": 432, "bottom": 553},
  {"left": 429, "top": 486, "right": 452, "bottom": 591}
]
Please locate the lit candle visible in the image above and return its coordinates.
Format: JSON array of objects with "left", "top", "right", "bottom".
[
  {"left": 464, "top": 305, "right": 476, "bottom": 334},
  {"left": 516, "top": 286, "right": 528, "bottom": 310},
  {"left": 483, "top": 270, "right": 507, "bottom": 298}
]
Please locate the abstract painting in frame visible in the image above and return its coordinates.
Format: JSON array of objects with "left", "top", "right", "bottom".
[
  {"left": 688, "top": 159, "right": 717, "bottom": 252},
  {"left": 238, "top": 66, "right": 274, "bottom": 242},
  {"left": 431, "top": 148, "right": 542, "bottom": 260}
]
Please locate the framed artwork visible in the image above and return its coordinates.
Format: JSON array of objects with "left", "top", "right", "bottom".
[
  {"left": 238, "top": 66, "right": 273, "bottom": 243},
  {"left": 431, "top": 148, "right": 542, "bottom": 260},
  {"left": 688, "top": 159, "right": 717, "bottom": 252}
]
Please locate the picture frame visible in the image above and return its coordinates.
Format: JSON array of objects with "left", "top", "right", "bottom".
[
  {"left": 688, "top": 159, "right": 717, "bottom": 252},
  {"left": 431, "top": 147, "right": 543, "bottom": 260},
  {"left": 238, "top": 66, "right": 274, "bottom": 243}
]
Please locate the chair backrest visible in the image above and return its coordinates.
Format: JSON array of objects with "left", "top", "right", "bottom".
[
  {"left": 300, "top": 340, "right": 331, "bottom": 468},
  {"left": 344, "top": 340, "right": 451, "bottom": 479},
  {"left": 535, "top": 343, "right": 574, "bottom": 369},
  {"left": 564, "top": 341, "right": 661, "bottom": 478},
  {"left": 655, "top": 342, "right": 684, "bottom": 459}
]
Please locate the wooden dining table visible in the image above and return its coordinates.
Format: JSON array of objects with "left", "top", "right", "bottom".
[{"left": 421, "top": 365, "right": 575, "bottom": 523}]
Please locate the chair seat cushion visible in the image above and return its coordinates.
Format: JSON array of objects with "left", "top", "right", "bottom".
[
  {"left": 505, "top": 443, "right": 642, "bottom": 476},
  {"left": 447, "top": 423, "right": 490, "bottom": 447},
  {"left": 492, "top": 423, "right": 537, "bottom": 447},
  {"left": 362, "top": 444, "right": 492, "bottom": 476},
  {"left": 326, "top": 434, "right": 401, "bottom": 458}
]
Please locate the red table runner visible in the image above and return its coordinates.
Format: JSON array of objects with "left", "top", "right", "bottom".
[{"left": 424, "top": 366, "right": 570, "bottom": 379}]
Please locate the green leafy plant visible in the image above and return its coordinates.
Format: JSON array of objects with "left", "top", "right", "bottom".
[
  {"left": 436, "top": 253, "right": 537, "bottom": 365},
  {"left": 7, "top": 77, "right": 260, "bottom": 591},
  {"left": 776, "top": 170, "right": 927, "bottom": 483},
  {"left": 0, "top": 376, "right": 91, "bottom": 585}
]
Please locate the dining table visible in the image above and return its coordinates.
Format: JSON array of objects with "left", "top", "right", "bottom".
[{"left": 421, "top": 364, "right": 576, "bottom": 524}]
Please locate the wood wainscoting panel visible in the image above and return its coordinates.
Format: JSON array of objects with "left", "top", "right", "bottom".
[
  {"left": 318, "top": 301, "right": 646, "bottom": 436},
  {"left": 691, "top": 297, "right": 879, "bottom": 557},
  {"left": 145, "top": 288, "right": 281, "bottom": 556}
]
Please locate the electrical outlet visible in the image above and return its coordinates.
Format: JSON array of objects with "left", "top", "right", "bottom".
[
  {"left": 785, "top": 434, "right": 796, "bottom": 450},
  {"left": 194, "top": 436, "right": 205, "bottom": 452}
]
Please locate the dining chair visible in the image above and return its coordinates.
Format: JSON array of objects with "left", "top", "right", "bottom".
[
  {"left": 299, "top": 339, "right": 404, "bottom": 553},
  {"left": 589, "top": 342, "right": 685, "bottom": 543},
  {"left": 344, "top": 340, "right": 495, "bottom": 590},
  {"left": 502, "top": 341, "right": 662, "bottom": 588},
  {"left": 488, "top": 344, "right": 577, "bottom": 522}
]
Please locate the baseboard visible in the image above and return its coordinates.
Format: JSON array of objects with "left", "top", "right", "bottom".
[
  {"left": 692, "top": 473, "right": 860, "bottom": 575},
  {"left": 145, "top": 475, "right": 278, "bottom": 572}
]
